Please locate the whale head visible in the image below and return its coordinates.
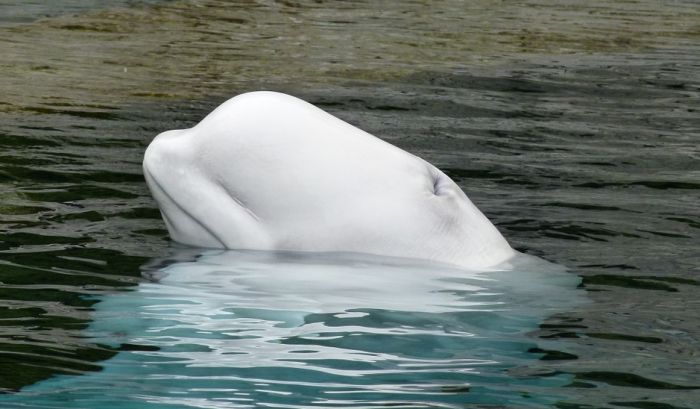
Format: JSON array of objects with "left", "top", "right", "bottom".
[{"left": 143, "top": 91, "right": 515, "bottom": 269}]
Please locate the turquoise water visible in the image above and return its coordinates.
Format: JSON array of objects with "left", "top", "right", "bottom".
[
  {"left": 2, "top": 250, "right": 584, "bottom": 408},
  {"left": 0, "top": 1, "right": 699, "bottom": 408}
]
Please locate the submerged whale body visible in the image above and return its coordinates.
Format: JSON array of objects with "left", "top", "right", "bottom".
[
  {"left": 0, "top": 249, "right": 584, "bottom": 408},
  {"left": 143, "top": 91, "right": 515, "bottom": 269}
]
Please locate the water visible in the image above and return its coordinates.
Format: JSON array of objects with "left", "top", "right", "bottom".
[
  {"left": 1, "top": 250, "right": 585, "bottom": 408},
  {"left": 1, "top": 1, "right": 699, "bottom": 408}
]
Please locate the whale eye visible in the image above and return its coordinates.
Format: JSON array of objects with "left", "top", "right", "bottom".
[
  {"left": 432, "top": 173, "right": 442, "bottom": 195},
  {"left": 429, "top": 166, "right": 449, "bottom": 196}
]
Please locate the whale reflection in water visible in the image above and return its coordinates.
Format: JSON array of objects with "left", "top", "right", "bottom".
[{"left": 7, "top": 249, "right": 585, "bottom": 408}]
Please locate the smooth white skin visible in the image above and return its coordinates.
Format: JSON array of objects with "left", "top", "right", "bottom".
[{"left": 143, "top": 91, "right": 515, "bottom": 269}]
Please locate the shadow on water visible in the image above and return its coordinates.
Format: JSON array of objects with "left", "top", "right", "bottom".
[{"left": 0, "top": 248, "right": 586, "bottom": 408}]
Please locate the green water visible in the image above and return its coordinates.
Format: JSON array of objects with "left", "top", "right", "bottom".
[{"left": 0, "top": 1, "right": 699, "bottom": 408}]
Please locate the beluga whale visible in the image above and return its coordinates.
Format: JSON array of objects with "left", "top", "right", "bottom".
[{"left": 143, "top": 91, "right": 515, "bottom": 269}]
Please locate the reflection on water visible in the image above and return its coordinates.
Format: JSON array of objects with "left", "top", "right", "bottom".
[
  {"left": 0, "top": 0, "right": 699, "bottom": 408},
  {"left": 2, "top": 249, "right": 584, "bottom": 408}
]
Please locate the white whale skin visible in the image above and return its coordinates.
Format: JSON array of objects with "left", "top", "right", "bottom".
[{"left": 143, "top": 91, "right": 515, "bottom": 269}]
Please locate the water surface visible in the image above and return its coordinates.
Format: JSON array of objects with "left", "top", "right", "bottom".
[
  {"left": 1, "top": 250, "right": 586, "bottom": 408},
  {"left": 0, "top": 1, "right": 698, "bottom": 408}
]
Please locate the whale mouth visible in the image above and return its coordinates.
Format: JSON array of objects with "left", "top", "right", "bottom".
[{"left": 143, "top": 165, "right": 225, "bottom": 248}]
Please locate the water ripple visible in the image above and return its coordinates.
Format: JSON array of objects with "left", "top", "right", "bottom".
[{"left": 0, "top": 1, "right": 698, "bottom": 407}]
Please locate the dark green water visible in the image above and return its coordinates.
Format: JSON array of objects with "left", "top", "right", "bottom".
[{"left": 0, "top": 1, "right": 699, "bottom": 408}]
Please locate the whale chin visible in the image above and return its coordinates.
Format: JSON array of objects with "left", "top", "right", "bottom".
[
  {"left": 143, "top": 91, "right": 515, "bottom": 269},
  {"left": 143, "top": 169, "right": 222, "bottom": 249}
]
